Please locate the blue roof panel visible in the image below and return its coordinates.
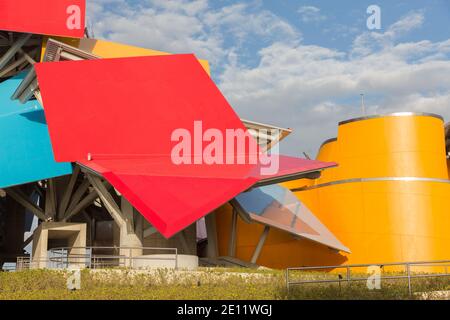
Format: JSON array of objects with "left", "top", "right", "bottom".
[{"left": 0, "top": 73, "right": 72, "bottom": 188}]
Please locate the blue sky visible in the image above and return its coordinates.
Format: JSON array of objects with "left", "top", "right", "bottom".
[{"left": 87, "top": 0, "right": 450, "bottom": 156}]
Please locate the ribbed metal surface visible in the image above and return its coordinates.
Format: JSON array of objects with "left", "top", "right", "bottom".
[
  {"left": 43, "top": 40, "right": 60, "bottom": 62},
  {"left": 43, "top": 39, "right": 100, "bottom": 62}
]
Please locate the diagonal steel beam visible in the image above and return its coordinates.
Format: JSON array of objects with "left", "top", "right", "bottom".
[
  {"left": 44, "top": 179, "right": 57, "bottom": 219},
  {"left": 23, "top": 234, "right": 33, "bottom": 248},
  {"left": 58, "top": 165, "right": 80, "bottom": 219},
  {"left": 17, "top": 76, "right": 38, "bottom": 103},
  {"left": 120, "top": 197, "right": 135, "bottom": 234},
  {"left": 228, "top": 209, "right": 238, "bottom": 257},
  {"left": 0, "top": 33, "right": 32, "bottom": 70},
  {"left": 87, "top": 174, "right": 125, "bottom": 227},
  {"left": 143, "top": 226, "right": 157, "bottom": 238},
  {"left": 0, "top": 55, "right": 26, "bottom": 78},
  {"left": 250, "top": 226, "right": 270, "bottom": 264},
  {"left": 11, "top": 67, "right": 36, "bottom": 100},
  {"left": 5, "top": 187, "right": 46, "bottom": 221},
  {"left": 63, "top": 188, "right": 101, "bottom": 222},
  {"left": 19, "top": 48, "right": 36, "bottom": 65},
  {"left": 65, "top": 179, "right": 90, "bottom": 215}
]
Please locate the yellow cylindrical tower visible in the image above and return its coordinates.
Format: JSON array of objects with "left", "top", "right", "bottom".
[
  {"left": 335, "top": 113, "right": 448, "bottom": 180},
  {"left": 292, "top": 113, "right": 450, "bottom": 266},
  {"left": 216, "top": 112, "right": 450, "bottom": 269}
]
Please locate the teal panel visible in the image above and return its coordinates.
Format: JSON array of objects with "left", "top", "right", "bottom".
[{"left": 0, "top": 73, "right": 72, "bottom": 188}]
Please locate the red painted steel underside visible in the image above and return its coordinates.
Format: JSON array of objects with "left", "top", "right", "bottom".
[
  {"left": 0, "top": 0, "right": 85, "bottom": 38},
  {"left": 35, "top": 55, "right": 335, "bottom": 238}
]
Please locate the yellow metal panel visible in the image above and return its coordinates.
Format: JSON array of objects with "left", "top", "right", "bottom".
[
  {"left": 216, "top": 113, "right": 450, "bottom": 270},
  {"left": 41, "top": 37, "right": 211, "bottom": 75},
  {"left": 298, "top": 180, "right": 450, "bottom": 264},
  {"left": 447, "top": 159, "right": 450, "bottom": 178},
  {"left": 317, "top": 138, "right": 338, "bottom": 162},
  {"left": 337, "top": 115, "right": 447, "bottom": 179},
  {"left": 315, "top": 139, "right": 340, "bottom": 183},
  {"left": 217, "top": 180, "right": 450, "bottom": 268}
]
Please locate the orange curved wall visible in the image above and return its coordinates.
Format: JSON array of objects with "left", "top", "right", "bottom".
[
  {"left": 216, "top": 114, "right": 450, "bottom": 269},
  {"left": 314, "top": 139, "right": 339, "bottom": 182},
  {"left": 291, "top": 180, "right": 450, "bottom": 264},
  {"left": 334, "top": 115, "right": 447, "bottom": 180},
  {"left": 448, "top": 159, "right": 450, "bottom": 178}
]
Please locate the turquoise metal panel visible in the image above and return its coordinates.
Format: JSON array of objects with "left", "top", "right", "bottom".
[{"left": 0, "top": 73, "right": 72, "bottom": 188}]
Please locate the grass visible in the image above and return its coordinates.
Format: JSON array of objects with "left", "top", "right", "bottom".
[
  {"left": 287, "top": 278, "right": 450, "bottom": 300},
  {"left": 0, "top": 268, "right": 448, "bottom": 300}
]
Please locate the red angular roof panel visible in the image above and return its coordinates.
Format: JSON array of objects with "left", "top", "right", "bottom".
[
  {"left": 35, "top": 55, "right": 335, "bottom": 237},
  {"left": 0, "top": 0, "right": 85, "bottom": 38}
]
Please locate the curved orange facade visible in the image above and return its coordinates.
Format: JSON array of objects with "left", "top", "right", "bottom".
[{"left": 216, "top": 113, "right": 450, "bottom": 269}]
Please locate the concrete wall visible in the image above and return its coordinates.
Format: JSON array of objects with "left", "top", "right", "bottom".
[
  {"left": 31, "top": 222, "right": 87, "bottom": 269},
  {"left": 143, "top": 222, "right": 197, "bottom": 256}
]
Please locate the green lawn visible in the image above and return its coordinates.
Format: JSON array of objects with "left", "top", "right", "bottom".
[{"left": 0, "top": 268, "right": 448, "bottom": 300}]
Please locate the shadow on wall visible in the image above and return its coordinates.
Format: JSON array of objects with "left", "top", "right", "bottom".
[{"left": 20, "top": 109, "right": 47, "bottom": 125}]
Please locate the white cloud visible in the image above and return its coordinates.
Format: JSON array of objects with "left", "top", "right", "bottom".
[
  {"left": 86, "top": 3, "right": 449, "bottom": 156},
  {"left": 297, "top": 6, "right": 326, "bottom": 23},
  {"left": 87, "top": 0, "right": 223, "bottom": 64},
  {"left": 87, "top": 0, "right": 299, "bottom": 67},
  {"left": 351, "top": 11, "right": 424, "bottom": 57},
  {"left": 204, "top": 3, "right": 299, "bottom": 44},
  {"left": 381, "top": 93, "right": 450, "bottom": 115},
  {"left": 218, "top": 11, "right": 450, "bottom": 155}
]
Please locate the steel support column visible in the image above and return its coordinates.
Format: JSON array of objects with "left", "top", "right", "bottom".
[
  {"left": 228, "top": 209, "right": 238, "bottom": 257},
  {"left": 250, "top": 226, "right": 270, "bottom": 264}
]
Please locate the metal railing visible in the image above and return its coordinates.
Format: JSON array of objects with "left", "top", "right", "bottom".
[
  {"left": 1, "top": 263, "right": 19, "bottom": 272},
  {"left": 16, "top": 256, "right": 31, "bottom": 271},
  {"left": 14, "top": 246, "right": 179, "bottom": 271},
  {"left": 286, "top": 260, "right": 450, "bottom": 296}
]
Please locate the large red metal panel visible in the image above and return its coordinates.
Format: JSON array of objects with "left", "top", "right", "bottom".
[
  {"left": 77, "top": 156, "right": 334, "bottom": 237},
  {"left": 35, "top": 55, "right": 335, "bottom": 237},
  {"left": 0, "top": 0, "right": 85, "bottom": 38},
  {"left": 35, "top": 55, "right": 251, "bottom": 163},
  {"left": 79, "top": 159, "right": 258, "bottom": 237}
]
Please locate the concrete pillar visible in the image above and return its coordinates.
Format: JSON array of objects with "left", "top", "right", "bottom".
[
  {"left": 205, "top": 212, "right": 219, "bottom": 260},
  {"left": 119, "top": 198, "right": 143, "bottom": 267},
  {"left": 67, "top": 225, "right": 87, "bottom": 267},
  {"left": 31, "top": 225, "right": 48, "bottom": 269},
  {"left": 31, "top": 222, "right": 87, "bottom": 269}
]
